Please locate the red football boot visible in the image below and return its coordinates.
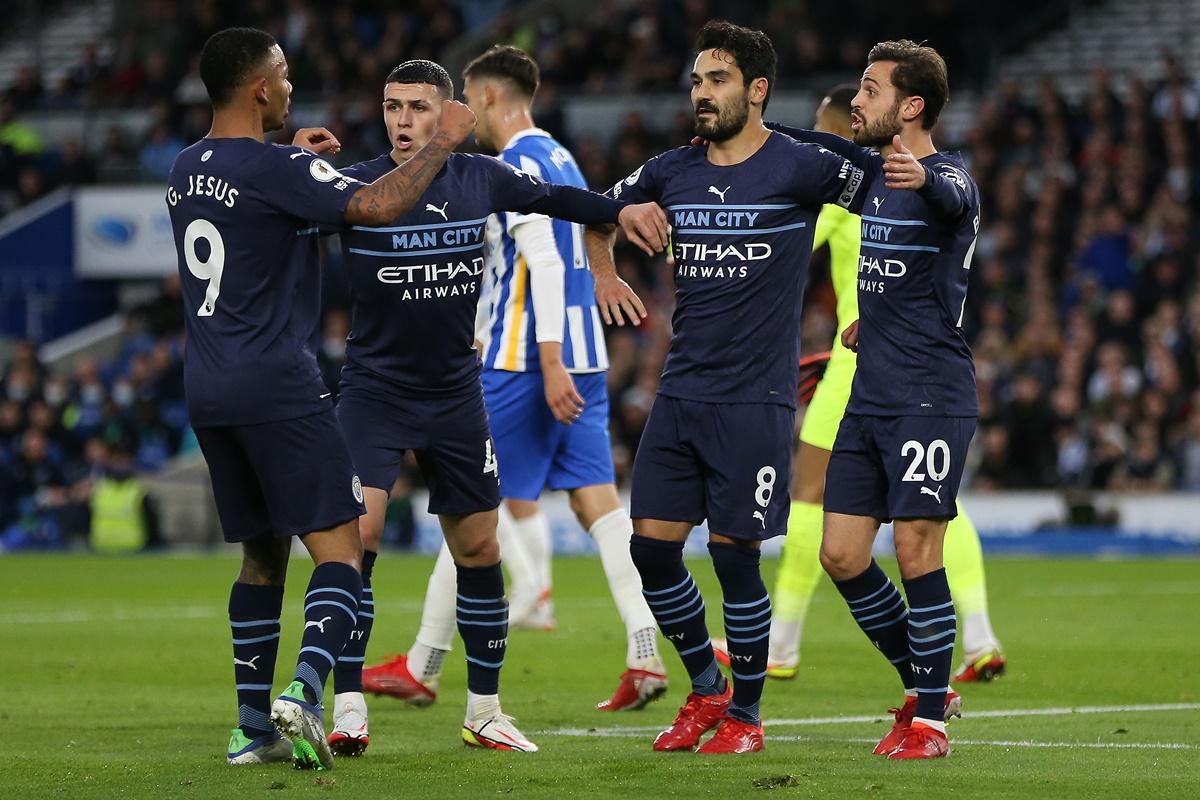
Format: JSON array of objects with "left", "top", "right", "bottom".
[
  {"left": 652, "top": 682, "right": 733, "bottom": 751},
  {"left": 873, "top": 689, "right": 961, "bottom": 755},
  {"left": 952, "top": 650, "right": 1007, "bottom": 683},
  {"left": 360, "top": 654, "right": 437, "bottom": 707},
  {"left": 886, "top": 722, "right": 950, "bottom": 759},
  {"left": 596, "top": 667, "right": 669, "bottom": 711},
  {"left": 695, "top": 715, "right": 765, "bottom": 754}
]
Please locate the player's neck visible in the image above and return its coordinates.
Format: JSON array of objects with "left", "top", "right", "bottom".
[
  {"left": 490, "top": 106, "right": 536, "bottom": 152},
  {"left": 705, "top": 122, "right": 770, "bottom": 166},
  {"left": 883, "top": 129, "right": 936, "bottom": 160},
  {"left": 207, "top": 108, "right": 266, "bottom": 142}
]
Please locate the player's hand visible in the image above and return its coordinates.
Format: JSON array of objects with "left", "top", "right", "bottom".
[
  {"left": 618, "top": 202, "right": 669, "bottom": 256},
  {"left": 293, "top": 127, "right": 341, "bottom": 155},
  {"left": 543, "top": 361, "right": 585, "bottom": 424},
  {"left": 883, "top": 135, "right": 926, "bottom": 190},
  {"left": 841, "top": 319, "right": 860, "bottom": 352},
  {"left": 595, "top": 272, "right": 647, "bottom": 327},
  {"left": 438, "top": 100, "right": 477, "bottom": 145}
]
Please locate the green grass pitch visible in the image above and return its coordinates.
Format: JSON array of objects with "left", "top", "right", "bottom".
[{"left": 2, "top": 554, "right": 1197, "bottom": 799}]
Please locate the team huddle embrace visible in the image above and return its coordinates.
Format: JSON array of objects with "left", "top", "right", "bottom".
[{"left": 169, "top": 18, "right": 993, "bottom": 770}]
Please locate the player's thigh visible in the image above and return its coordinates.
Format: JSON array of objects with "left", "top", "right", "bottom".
[
  {"left": 480, "top": 369, "right": 557, "bottom": 501},
  {"left": 877, "top": 416, "right": 977, "bottom": 522},
  {"left": 336, "top": 391, "right": 415, "bottom": 494},
  {"left": 418, "top": 388, "right": 501, "bottom": 517},
  {"left": 548, "top": 373, "right": 616, "bottom": 496},
  {"left": 194, "top": 426, "right": 274, "bottom": 543},
  {"left": 823, "top": 413, "right": 890, "bottom": 522},
  {"left": 629, "top": 396, "right": 705, "bottom": 527},
  {"left": 698, "top": 402, "right": 795, "bottom": 541},
  {"left": 237, "top": 410, "right": 366, "bottom": 538}
]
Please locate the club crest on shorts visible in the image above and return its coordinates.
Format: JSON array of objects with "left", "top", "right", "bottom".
[{"left": 352, "top": 475, "right": 364, "bottom": 503}]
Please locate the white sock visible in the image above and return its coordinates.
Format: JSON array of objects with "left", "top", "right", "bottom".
[
  {"left": 588, "top": 508, "right": 659, "bottom": 666},
  {"left": 767, "top": 617, "right": 804, "bottom": 666},
  {"left": 512, "top": 509, "right": 552, "bottom": 592},
  {"left": 466, "top": 690, "right": 501, "bottom": 721},
  {"left": 961, "top": 611, "right": 1000, "bottom": 658},
  {"left": 496, "top": 504, "right": 540, "bottom": 604},
  {"left": 912, "top": 716, "right": 946, "bottom": 734},
  {"left": 411, "top": 541, "right": 457, "bottom": 679}
]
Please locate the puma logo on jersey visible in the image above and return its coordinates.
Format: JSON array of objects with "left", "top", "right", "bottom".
[
  {"left": 290, "top": 152, "right": 306, "bottom": 159},
  {"left": 426, "top": 201, "right": 449, "bottom": 221},
  {"left": 483, "top": 438, "right": 498, "bottom": 477},
  {"left": 872, "top": 196, "right": 884, "bottom": 213},
  {"left": 752, "top": 510, "right": 766, "bottom": 528},
  {"left": 304, "top": 616, "right": 333, "bottom": 634},
  {"left": 920, "top": 485, "right": 943, "bottom": 503},
  {"left": 233, "top": 655, "right": 261, "bottom": 671},
  {"left": 707, "top": 185, "right": 730, "bottom": 203}
]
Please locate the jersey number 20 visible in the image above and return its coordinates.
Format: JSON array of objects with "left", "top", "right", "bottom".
[{"left": 184, "top": 218, "right": 225, "bottom": 317}]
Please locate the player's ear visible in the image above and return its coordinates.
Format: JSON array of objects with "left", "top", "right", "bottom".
[
  {"left": 252, "top": 77, "right": 270, "bottom": 107},
  {"left": 750, "top": 77, "right": 769, "bottom": 108},
  {"left": 901, "top": 95, "right": 926, "bottom": 125},
  {"left": 483, "top": 83, "right": 498, "bottom": 108}
]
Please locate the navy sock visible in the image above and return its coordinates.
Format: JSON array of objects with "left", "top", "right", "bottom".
[
  {"left": 333, "top": 550, "right": 377, "bottom": 694},
  {"left": 456, "top": 562, "right": 508, "bottom": 695},
  {"left": 294, "top": 562, "right": 362, "bottom": 704},
  {"left": 709, "top": 542, "right": 769, "bottom": 725},
  {"left": 630, "top": 535, "right": 724, "bottom": 696},
  {"left": 833, "top": 560, "right": 914, "bottom": 690},
  {"left": 903, "top": 568, "right": 956, "bottom": 721},
  {"left": 229, "top": 582, "right": 284, "bottom": 739}
]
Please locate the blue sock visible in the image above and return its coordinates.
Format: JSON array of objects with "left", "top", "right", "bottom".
[
  {"left": 833, "top": 560, "right": 915, "bottom": 690},
  {"left": 333, "top": 550, "right": 376, "bottom": 694},
  {"left": 903, "top": 568, "right": 956, "bottom": 721},
  {"left": 630, "top": 535, "right": 724, "bottom": 696},
  {"left": 455, "top": 562, "right": 508, "bottom": 695},
  {"left": 709, "top": 542, "right": 769, "bottom": 725},
  {"left": 229, "top": 582, "right": 284, "bottom": 739},
  {"left": 294, "top": 562, "right": 362, "bottom": 704}
]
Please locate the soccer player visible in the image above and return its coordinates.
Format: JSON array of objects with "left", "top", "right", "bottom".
[
  {"left": 587, "top": 21, "right": 877, "bottom": 754},
  {"left": 714, "top": 86, "right": 1007, "bottom": 684},
  {"left": 324, "top": 59, "right": 667, "bottom": 755},
  {"left": 166, "top": 28, "right": 477, "bottom": 770},
  {"left": 767, "top": 41, "right": 983, "bottom": 759},
  {"left": 361, "top": 46, "right": 669, "bottom": 715}
]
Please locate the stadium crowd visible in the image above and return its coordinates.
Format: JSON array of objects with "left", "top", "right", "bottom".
[{"left": 3, "top": 3, "right": 1200, "bottom": 550}]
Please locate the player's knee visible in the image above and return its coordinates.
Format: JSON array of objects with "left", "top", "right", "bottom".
[
  {"left": 819, "top": 539, "right": 864, "bottom": 581},
  {"left": 240, "top": 537, "right": 290, "bottom": 584},
  {"left": 450, "top": 533, "right": 499, "bottom": 565},
  {"left": 893, "top": 531, "right": 942, "bottom": 576}
]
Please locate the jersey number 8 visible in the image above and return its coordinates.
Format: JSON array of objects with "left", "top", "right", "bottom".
[{"left": 184, "top": 218, "right": 225, "bottom": 317}]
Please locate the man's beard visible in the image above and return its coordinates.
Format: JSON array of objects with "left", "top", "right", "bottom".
[
  {"left": 694, "top": 95, "right": 750, "bottom": 143},
  {"left": 853, "top": 101, "right": 902, "bottom": 148}
]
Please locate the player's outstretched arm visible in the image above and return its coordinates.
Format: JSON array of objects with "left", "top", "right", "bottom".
[
  {"left": 344, "top": 101, "right": 476, "bottom": 226},
  {"left": 765, "top": 122, "right": 871, "bottom": 165},
  {"left": 884, "top": 135, "right": 972, "bottom": 221},
  {"left": 584, "top": 226, "right": 646, "bottom": 327}
]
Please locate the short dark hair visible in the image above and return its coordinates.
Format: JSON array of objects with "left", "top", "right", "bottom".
[
  {"left": 462, "top": 45, "right": 540, "bottom": 100},
  {"left": 694, "top": 20, "right": 777, "bottom": 112},
  {"left": 824, "top": 83, "right": 859, "bottom": 118},
  {"left": 867, "top": 40, "right": 949, "bottom": 130},
  {"left": 386, "top": 59, "right": 454, "bottom": 99},
  {"left": 199, "top": 27, "right": 278, "bottom": 109}
]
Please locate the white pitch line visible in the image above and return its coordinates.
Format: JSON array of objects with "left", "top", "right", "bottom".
[{"left": 548, "top": 703, "right": 1200, "bottom": 736}]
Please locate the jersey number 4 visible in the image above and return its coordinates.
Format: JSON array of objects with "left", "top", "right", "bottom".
[{"left": 183, "top": 218, "right": 226, "bottom": 317}]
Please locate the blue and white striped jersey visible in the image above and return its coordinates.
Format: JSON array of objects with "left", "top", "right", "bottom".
[{"left": 480, "top": 128, "right": 609, "bottom": 373}]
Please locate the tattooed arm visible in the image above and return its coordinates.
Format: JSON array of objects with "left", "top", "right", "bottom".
[{"left": 344, "top": 100, "right": 476, "bottom": 226}]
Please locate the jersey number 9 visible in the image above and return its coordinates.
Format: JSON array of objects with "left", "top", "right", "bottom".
[{"left": 184, "top": 218, "right": 225, "bottom": 317}]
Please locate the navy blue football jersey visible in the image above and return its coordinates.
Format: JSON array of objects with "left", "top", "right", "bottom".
[
  {"left": 338, "top": 152, "right": 621, "bottom": 397},
  {"left": 768, "top": 124, "right": 981, "bottom": 417},
  {"left": 165, "top": 139, "right": 363, "bottom": 426},
  {"left": 608, "top": 132, "right": 867, "bottom": 407}
]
